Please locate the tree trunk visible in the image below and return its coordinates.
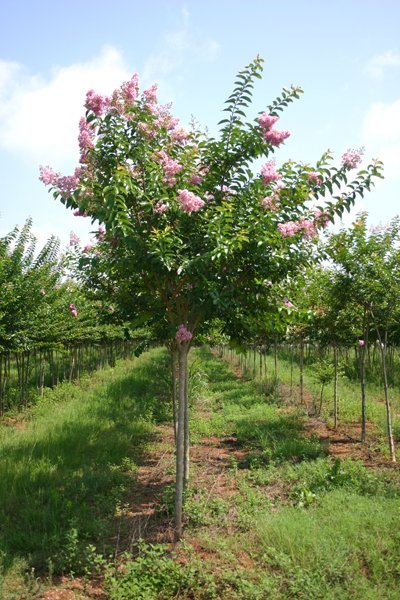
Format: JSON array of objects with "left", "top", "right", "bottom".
[
  {"left": 171, "top": 347, "right": 178, "bottom": 445},
  {"left": 183, "top": 355, "right": 189, "bottom": 486},
  {"left": 174, "top": 343, "right": 189, "bottom": 541},
  {"left": 360, "top": 317, "right": 369, "bottom": 443},
  {"left": 299, "top": 338, "right": 304, "bottom": 405},
  {"left": 375, "top": 328, "right": 396, "bottom": 462},
  {"left": 290, "top": 344, "right": 294, "bottom": 398},
  {"left": 333, "top": 344, "right": 338, "bottom": 430}
]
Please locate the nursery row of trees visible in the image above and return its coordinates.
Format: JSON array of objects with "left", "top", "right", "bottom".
[
  {"left": 39, "top": 56, "right": 386, "bottom": 537},
  {"left": 0, "top": 220, "right": 149, "bottom": 413}
]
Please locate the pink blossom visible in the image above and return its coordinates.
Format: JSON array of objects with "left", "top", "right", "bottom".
[
  {"left": 278, "top": 221, "right": 301, "bottom": 237},
  {"left": 314, "top": 209, "right": 330, "bottom": 228},
  {"left": 283, "top": 297, "right": 295, "bottom": 309},
  {"left": 264, "top": 279, "right": 273, "bottom": 286},
  {"left": 358, "top": 339, "right": 365, "bottom": 347},
  {"left": 97, "top": 225, "right": 105, "bottom": 241},
  {"left": 170, "top": 127, "right": 188, "bottom": 143},
  {"left": 123, "top": 74, "right": 140, "bottom": 103},
  {"left": 299, "top": 218, "right": 317, "bottom": 239},
  {"left": 203, "top": 192, "right": 214, "bottom": 201},
  {"left": 307, "top": 172, "right": 322, "bottom": 186},
  {"left": 78, "top": 118, "right": 95, "bottom": 152},
  {"left": 154, "top": 200, "right": 168, "bottom": 214},
  {"left": 221, "top": 185, "right": 237, "bottom": 196},
  {"left": 83, "top": 244, "right": 93, "bottom": 253},
  {"left": 261, "top": 160, "right": 281, "bottom": 184},
  {"left": 188, "top": 173, "right": 204, "bottom": 186},
  {"left": 258, "top": 113, "right": 279, "bottom": 130},
  {"left": 342, "top": 147, "right": 364, "bottom": 169},
  {"left": 260, "top": 194, "right": 279, "bottom": 211},
  {"left": 73, "top": 208, "right": 88, "bottom": 217},
  {"left": 177, "top": 189, "right": 205, "bottom": 213},
  {"left": 263, "top": 129, "right": 291, "bottom": 146},
  {"left": 69, "top": 231, "right": 80, "bottom": 246},
  {"left": 156, "top": 151, "right": 183, "bottom": 186},
  {"left": 175, "top": 324, "right": 193, "bottom": 342},
  {"left": 142, "top": 84, "right": 158, "bottom": 104},
  {"left": 107, "top": 305, "right": 114, "bottom": 312},
  {"left": 69, "top": 303, "right": 78, "bottom": 317},
  {"left": 56, "top": 169, "right": 81, "bottom": 199},
  {"left": 137, "top": 122, "right": 156, "bottom": 139},
  {"left": 85, "top": 90, "right": 107, "bottom": 116},
  {"left": 39, "top": 165, "right": 59, "bottom": 186}
]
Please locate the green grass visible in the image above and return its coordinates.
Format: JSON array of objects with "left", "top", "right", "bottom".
[
  {"left": 1, "top": 345, "right": 399, "bottom": 599},
  {"left": 0, "top": 347, "right": 171, "bottom": 594},
  {"left": 221, "top": 346, "right": 400, "bottom": 452},
  {"left": 181, "top": 347, "right": 400, "bottom": 599}
]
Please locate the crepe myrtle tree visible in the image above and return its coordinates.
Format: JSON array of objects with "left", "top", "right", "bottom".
[{"left": 40, "top": 56, "right": 383, "bottom": 539}]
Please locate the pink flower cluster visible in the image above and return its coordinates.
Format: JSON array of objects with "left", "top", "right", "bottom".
[
  {"left": 109, "top": 74, "right": 140, "bottom": 117},
  {"left": 156, "top": 151, "right": 183, "bottom": 186},
  {"left": 261, "top": 160, "right": 281, "bottom": 185},
  {"left": 258, "top": 113, "right": 279, "bottom": 129},
  {"left": 78, "top": 118, "right": 95, "bottom": 153},
  {"left": 83, "top": 244, "right": 93, "bottom": 253},
  {"left": 264, "top": 129, "right": 291, "bottom": 146},
  {"left": 258, "top": 113, "right": 290, "bottom": 147},
  {"left": 278, "top": 221, "right": 301, "bottom": 237},
  {"left": 154, "top": 200, "right": 168, "bottom": 214},
  {"left": 70, "top": 231, "right": 80, "bottom": 246},
  {"left": 278, "top": 218, "right": 317, "bottom": 239},
  {"left": 188, "top": 173, "right": 204, "bottom": 186},
  {"left": 177, "top": 189, "right": 205, "bottom": 213},
  {"left": 307, "top": 172, "right": 322, "bottom": 186},
  {"left": 107, "top": 305, "right": 114, "bottom": 312},
  {"left": 39, "top": 166, "right": 82, "bottom": 199},
  {"left": 69, "top": 303, "right": 78, "bottom": 317},
  {"left": 342, "top": 147, "right": 364, "bottom": 170},
  {"left": 358, "top": 339, "right": 365, "bottom": 347},
  {"left": 97, "top": 225, "right": 105, "bottom": 241},
  {"left": 260, "top": 194, "right": 279, "bottom": 211},
  {"left": 283, "top": 297, "right": 295, "bottom": 309},
  {"left": 85, "top": 90, "right": 109, "bottom": 117},
  {"left": 142, "top": 84, "right": 158, "bottom": 105},
  {"left": 73, "top": 208, "right": 88, "bottom": 217},
  {"left": 175, "top": 324, "right": 193, "bottom": 342},
  {"left": 314, "top": 209, "right": 330, "bottom": 228}
]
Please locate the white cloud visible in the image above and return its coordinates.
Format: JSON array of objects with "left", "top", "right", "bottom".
[
  {"left": 362, "top": 99, "right": 400, "bottom": 179},
  {"left": 365, "top": 50, "right": 400, "bottom": 79},
  {"left": 0, "top": 46, "right": 131, "bottom": 166},
  {"left": 141, "top": 8, "right": 220, "bottom": 99}
]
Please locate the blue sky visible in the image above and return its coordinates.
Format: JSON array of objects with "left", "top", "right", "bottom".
[{"left": 0, "top": 0, "right": 399, "bottom": 249}]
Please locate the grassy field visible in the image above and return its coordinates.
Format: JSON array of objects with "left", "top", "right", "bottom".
[{"left": 0, "top": 346, "right": 399, "bottom": 599}]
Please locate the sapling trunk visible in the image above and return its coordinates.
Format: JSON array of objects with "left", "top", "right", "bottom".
[
  {"left": 374, "top": 327, "right": 396, "bottom": 463},
  {"left": 174, "top": 343, "right": 188, "bottom": 541},
  {"left": 183, "top": 357, "right": 189, "bottom": 485},
  {"left": 333, "top": 344, "right": 338, "bottom": 430},
  {"left": 360, "top": 316, "right": 369, "bottom": 443},
  {"left": 299, "top": 338, "right": 304, "bottom": 405},
  {"left": 171, "top": 347, "right": 178, "bottom": 444},
  {"left": 290, "top": 344, "right": 294, "bottom": 398}
]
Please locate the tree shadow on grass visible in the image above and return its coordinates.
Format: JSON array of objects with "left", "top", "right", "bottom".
[{"left": 0, "top": 349, "right": 173, "bottom": 574}]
